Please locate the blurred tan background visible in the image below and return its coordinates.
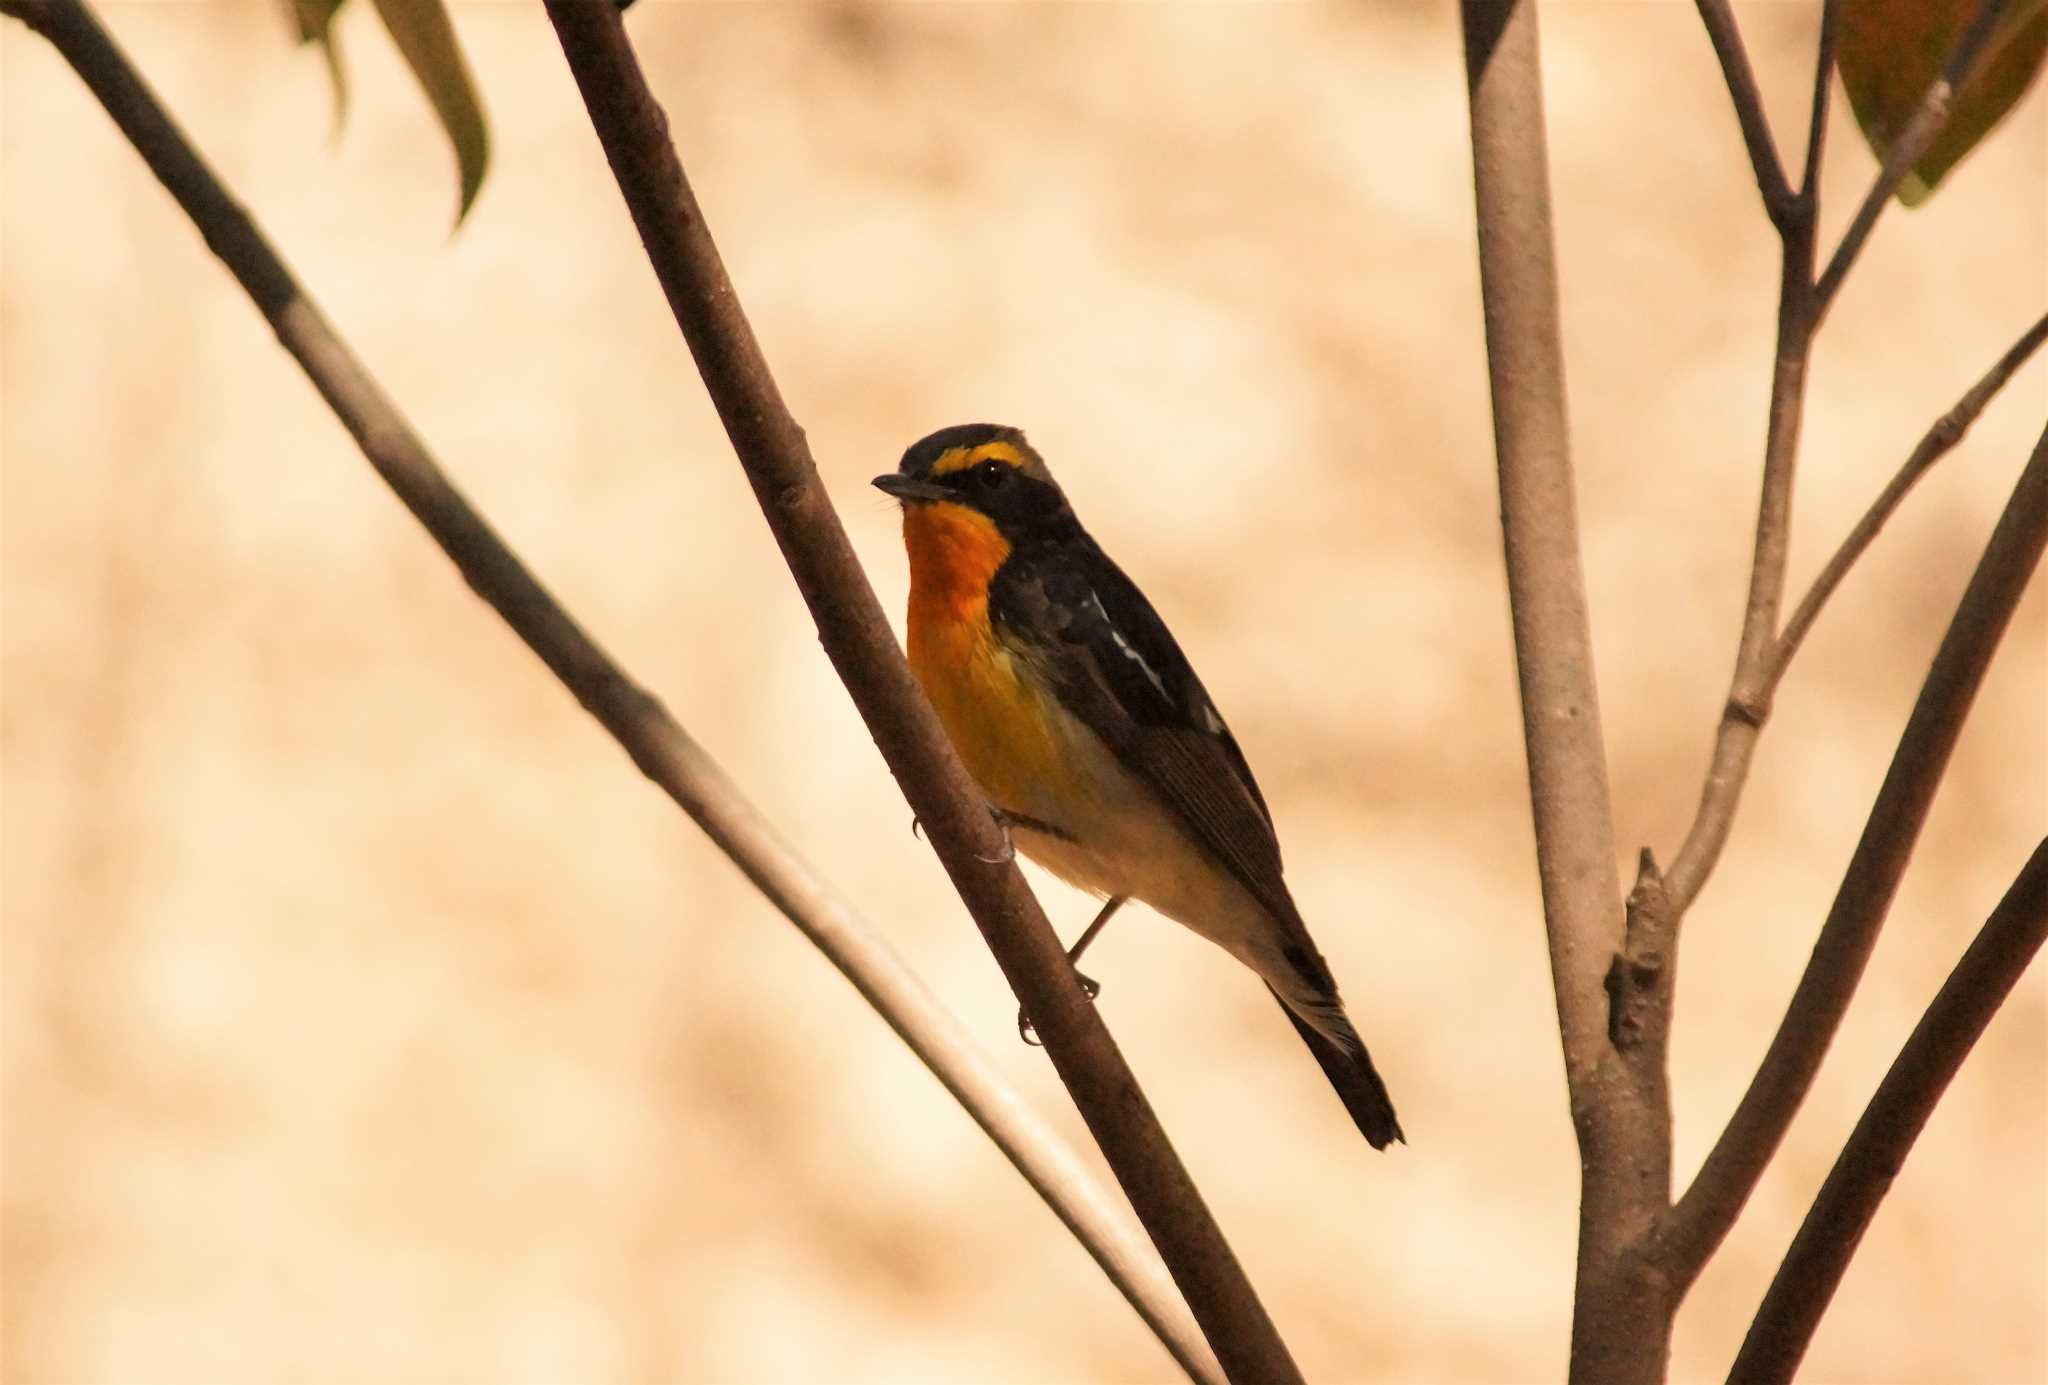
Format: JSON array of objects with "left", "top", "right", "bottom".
[{"left": 4, "top": 3, "right": 2042, "bottom": 1381}]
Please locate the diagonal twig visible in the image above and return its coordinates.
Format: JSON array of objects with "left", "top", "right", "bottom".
[
  {"left": 1796, "top": 0, "right": 1840, "bottom": 200},
  {"left": 1770, "top": 309, "right": 2048, "bottom": 683},
  {"left": 1661, "top": 194, "right": 1820, "bottom": 917},
  {"left": 537, "top": 3, "right": 1303, "bottom": 1381},
  {"left": 1726, "top": 837, "right": 2048, "bottom": 1385},
  {"left": 1664, "top": 422, "right": 2048, "bottom": 1295},
  {"left": 1667, "top": 0, "right": 2021, "bottom": 915},
  {"left": 0, "top": 2, "right": 1225, "bottom": 1378},
  {"left": 1662, "top": 0, "right": 1824, "bottom": 919},
  {"left": 1694, "top": 0, "right": 1795, "bottom": 227},
  {"left": 1812, "top": 0, "right": 2015, "bottom": 318}
]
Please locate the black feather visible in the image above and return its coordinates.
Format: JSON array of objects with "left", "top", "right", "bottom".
[{"left": 1271, "top": 988, "right": 1406, "bottom": 1149}]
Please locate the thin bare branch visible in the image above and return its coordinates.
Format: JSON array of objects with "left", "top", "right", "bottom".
[
  {"left": 1665, "top": 422, "right": 2048, "bottom": 1295},
  {"left": 1796, "top": 0, "right": 1839, "bottom": 200},
  {"left": 1667, "top": 0, "right": 2015, "bottom": 917},
  {"left": 1813, "top": 0, "right": 2014, "bottom": 318},
  {"left": 1663, "top": 240, "right": 1818, "bottom": 916},
  {"left": 1663, "top": 0, "right": 1850, "bottom": 918},
  {"left": 1728, "top": 837, "right": 2048, "bottom": 1384},
  {"left": 1694, "top": 0, "right": 1794, "bottom": 225},
  {"left": 1461, "top": 3, "right": 1666, "bottom": 1379},
  {"left": 537, "top": 3, "right": 1302, "bottom": 1381},
  {"left": 1770, "top": 310, "right": 2048, "bottom": 684},
  {"left": 0, "top": 2, "right": 1224, "bottom": 1378}
]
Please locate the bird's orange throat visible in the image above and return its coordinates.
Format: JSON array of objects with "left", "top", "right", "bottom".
[
  {"left": 899, "top": 499, "right": 1069, "bottom": 817},
  {"left": 902, "top": 502, "right": 1012, "bottom": 637}
]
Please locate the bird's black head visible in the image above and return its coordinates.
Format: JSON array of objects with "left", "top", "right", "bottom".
[{"left": 873, "top": 424, "right": 1077, "bottom": 543}]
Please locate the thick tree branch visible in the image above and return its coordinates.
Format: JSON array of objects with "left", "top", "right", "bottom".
[
  {"left": 1726, "top": 838, "right": 2048, "bottom": 1384},
  {"left": 1693, "top": 0, "right": 1794, "bottom": 226},
  {"left": 1461, "top": 4, "right": 1666, "bottom": 1380},
  {"left": 537, "top": 3, "right": 1301, "bottom": 1381},
  {"left": 1665, "top": 422, "right": 2048, "bottom": 1295},
  {"left": 0, "top": 2, "right": 1224, "bottom": 1378},
  {"left": 1770, "top": 310, "right": 2048, "bottom": 683},
  {"left": 1812, "top": 0, "right": 2013, "bottom": 319}
]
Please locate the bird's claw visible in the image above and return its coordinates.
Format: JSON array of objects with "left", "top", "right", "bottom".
[{"left": 1016, "top": 971, "right": 1100, "bottom": 1046}]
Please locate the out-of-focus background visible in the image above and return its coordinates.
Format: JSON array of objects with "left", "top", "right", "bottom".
[{"left": 4, "top": 3, "right": 2042, "bottom": 1381}]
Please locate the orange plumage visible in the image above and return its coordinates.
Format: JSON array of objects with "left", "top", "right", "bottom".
[{"left": 902, "top": 502, "right": 1078, "bottom": 817}]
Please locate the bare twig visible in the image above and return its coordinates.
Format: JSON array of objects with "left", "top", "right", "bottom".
[
  {"left": 0, "top": 2, "right": 1224, "bottom": 1378},
  {"left": 1664, "top": 0, "right": 1835, "bottom": 919},
  {"left": 1461, "top": 4, "right": 1665, "bottom": 1380},
  {"left": 538, "top": 3, "right": 1302, "bottom": 1381},
  {"left": 1669, "top": 305, "right": 2046, "bottom": 920},
  {"left": 1663, "top": 222, "right": 1819, "bottom": 917},
  {"left": 1812, "top": 0, "right": 2014, "bottom": 318},
  {"left": 1728, "top": 837, "right": 2048, "bottom": 1384},
  {"left": 1693, "top": 0, "right": 1794, "bottom": 226},
  {"left": 1665, "top": 423, "right": 2048, "bottom": 1295},
  {"left": 1770, "top": 310, "right": 2048, "bottom": 683},
  {"left": 1796, "top": 0, "right": 1839, "bottom": 200}
]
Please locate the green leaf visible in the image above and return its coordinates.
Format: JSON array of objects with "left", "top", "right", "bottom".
[
  {"left": 1839, "top": 0, "right": 2048, "bottom": 207},
  {"left": 283, "top": 0, "right": 350, "bottom": 127},
  {"left": 367, "top": 0, "right": 491, "bottom": 225}
]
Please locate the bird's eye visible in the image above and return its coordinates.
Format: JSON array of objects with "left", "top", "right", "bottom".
[{"left": 975, "top": 460, "right": 1011, "bottom": 490}]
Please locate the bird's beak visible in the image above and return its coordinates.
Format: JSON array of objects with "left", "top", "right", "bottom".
[{"left": 872, "top": 473, "right": 952, "bottom": 504}]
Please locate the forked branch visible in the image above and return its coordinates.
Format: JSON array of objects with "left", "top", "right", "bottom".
[
  {"left": 1662, "top": 0, "right": 1829, "bottom": 914},
  {"left": 1771, "top": 310, "right": 2048, "bottom": 682},
  {"left": 1665, "top": 423, "right": 2048, "bottom": 1294},
  {"left": 1665, "top": 0, "right": 2027, "bottom": 916},
  {"left": 1814, "top": 0, "right": 2018, "bottom": 318}
]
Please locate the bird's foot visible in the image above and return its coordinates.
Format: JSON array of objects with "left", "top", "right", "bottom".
[
  {"left": 976, "top": 823, "right": 1016, "bottom": 866},
  {"left": 1017, "top": 971, "right": 1100, "bottom": 1046},
  {"left": 908, "top": 811, "right": 1013, "bottom": 864}
]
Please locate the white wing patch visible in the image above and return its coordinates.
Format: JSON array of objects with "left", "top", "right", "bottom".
[{"left": 1094, "top": 593, "right": 1172, "bottom": 703}]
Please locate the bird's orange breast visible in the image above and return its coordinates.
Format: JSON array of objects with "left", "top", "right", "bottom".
[
  {"left": 903, "top": 501, "right": 1011, "bottom": 635},
  {"left": 901, "top": 502, "right": 1076, "bottom": 814}
]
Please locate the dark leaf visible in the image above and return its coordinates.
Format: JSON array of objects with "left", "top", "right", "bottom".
[
  {"left": 367, "top": 0, "right": 491, "bottom": 224},
  {"left": 283, "top": 0, "right": 350, "bottom": 127},
  {"left": 1839, "top": 0, "right": 2048, "bottom": 206}
]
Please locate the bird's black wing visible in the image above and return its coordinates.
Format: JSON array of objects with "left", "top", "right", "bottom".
[
  {"left": 990, "top": 536, "right": 1307, "bottom": 935},
  {"left": 992, "top": 537, "right": 1403, "bottom": 1147}
]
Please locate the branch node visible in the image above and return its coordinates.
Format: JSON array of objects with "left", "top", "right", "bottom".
[
  {"left": 1725, "top": 691, "right": 1770, "bottom": 730},
  {"left": 1926, "top": 412, "right": 1966, "bottom": 453},
  {"left": 1668, "top": 426, "right": 2048, "bottom": 1299}
]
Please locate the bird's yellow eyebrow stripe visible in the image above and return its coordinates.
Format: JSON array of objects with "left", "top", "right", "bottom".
[{"left": 930, "top": 441, "right": 1027, "bottom": 476}]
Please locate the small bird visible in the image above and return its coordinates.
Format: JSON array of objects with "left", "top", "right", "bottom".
[{"left": 874, "top": 424, "right": 1402, "bottom": 1149}]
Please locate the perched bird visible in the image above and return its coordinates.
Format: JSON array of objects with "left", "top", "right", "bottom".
[{"left": 874, "top": 424, "right": 1402, "bottom": 1149}]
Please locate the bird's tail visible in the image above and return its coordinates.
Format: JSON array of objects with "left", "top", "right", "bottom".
[{"left": 1270, "top": 987, "right": 1404, "bottom": 1150}]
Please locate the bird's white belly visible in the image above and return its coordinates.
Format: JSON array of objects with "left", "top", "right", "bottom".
[{"left": 998, "top": 705, "right": 1275, "bottom": 975}]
